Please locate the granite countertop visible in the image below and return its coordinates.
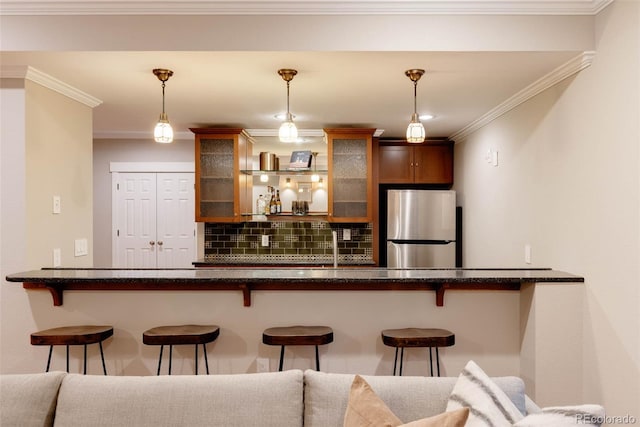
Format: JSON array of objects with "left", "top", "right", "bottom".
[
  {"left": 6, "top": 267, "right": 583, "bottom": 283},
  {"left": 6, "top": 267, "right": 584, "bottom": 308}
]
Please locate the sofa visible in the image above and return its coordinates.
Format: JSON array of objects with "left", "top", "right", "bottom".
[{"left": 0, "top": 368, "right": 602, "bottom": 427}]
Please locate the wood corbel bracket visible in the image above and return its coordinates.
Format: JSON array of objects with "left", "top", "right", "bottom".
[
  {"left": 23, "top": 282, "right": 63, "bottom": 306},
  {"left": 435, "top": 283, "right": 451, "bottom": 307},
  {"left": 239, "top": 283, "right": 252, "bottom": 307}
]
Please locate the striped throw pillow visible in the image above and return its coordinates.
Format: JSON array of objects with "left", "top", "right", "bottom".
[
  {"left": 513, "top": 405, "right": 605, "bottom": 426},
  {"left": 446, "top": 360, "right": 524, "bottom": 426}
]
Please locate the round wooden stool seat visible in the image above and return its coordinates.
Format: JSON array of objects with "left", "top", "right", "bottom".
[
  {"left": 143, "top": 325, "right": 220, "bottom": 346},
  {"left": 262, "top": 326, "right": 334, "bottom": 371},
  {"left": 142, "top": 325, "right": 220, "bottom": 375},
  {"left": 381, "top": 328, "right": 455, "bottom": 376},
  {"left": 31, "top": 325, "right": 113, "bottom": 374}
]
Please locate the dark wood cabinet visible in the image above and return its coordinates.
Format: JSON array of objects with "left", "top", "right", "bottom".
[
  {"left": 378, "top": 141, "right": 453, "bottom": 185},
  {"left": 192, "top": 128, "right": 252, "bottom": 222},
  {"left": 326, "top": 128, "right": 374, "bottom": 223}
]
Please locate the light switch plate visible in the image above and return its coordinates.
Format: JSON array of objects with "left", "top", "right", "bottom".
[
  {"left": 256, "top": 357, "right": 269, "bottom": 373},
  {"left": 53, "top": 248, "right": 61, "bottom": 267},
  {"left": 74, "top": 238, "right": 88, "bottom": 256},
  {"left": 52, "top": 196, "right": 61, "bottom": 214},
  {"left": 524, "top": 244, "right": 532, "bottom": 264},
  {"left": 343, "top": 229, "right": 351, "bottom": 240}
]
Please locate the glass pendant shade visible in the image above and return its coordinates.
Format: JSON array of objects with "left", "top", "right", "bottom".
[
  {"left": 406, "top": 113, "right": 425, "bottom": 143},
  {"left": 152, "top": 68, "right": 174, "bottom": 144},
  {"left": 279, "top": 113, "right": 298, "bottom": 143},
  {"left": 278, "top": 69, "right": 298, "bottom": 143},
  {"left": 405, "top": 68, "right": 426, "bottom": 144},
  {"left": 154, "top": 112, "right": 174, "bottom": 143}
]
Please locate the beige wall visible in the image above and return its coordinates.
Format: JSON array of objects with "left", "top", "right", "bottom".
[
  {"left": 1, "top": 80, "right": 94, "bottom": 371},
  {"left": 25, "top": 81, "right": 93, "bottom": 268},
  {"left": 455, "top": 0, "right": 639, "bottom": 415}
]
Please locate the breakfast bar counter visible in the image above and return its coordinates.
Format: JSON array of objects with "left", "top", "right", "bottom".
[{"left": 6, "top": 267, "right": 583, "bottom": 307}]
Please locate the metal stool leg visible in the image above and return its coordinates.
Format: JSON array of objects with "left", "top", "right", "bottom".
[
  {"left": 194, "top": 344, "right": 199, "bottom": 375},
  {"left": 46, "top": 346, "right": 53, "bottom": 372},
  {"left": 278, "top": 346, "right": 285, "bottom": 371},
  {"left": 66, "top": 345, "right": 70, "bottom": 373},
  {"left": 436, "top": 347, "right": 441, "bottom": 377},
  {"left": 392, "top": 347, "right": 398, "bottom": 376},
  {"left": 168, "top": 345, "right": 173, "bottom": 375},
  {"left": 156, "top": 345, "right": 164, "bottom": 375},
  {"left": 315, "top": 345, "right": 320, "bottom": 371},
  {"left": 99, "top": 341, "right": 108, "bottom": 375},
  {"left": 203, "top": 343, "right": 210, "bottom": 375},
  {"left": 429, "top": 347, "right": 434, "bottom": 376},
  {"left": 83, "top": 344, "right": 88, "bottom": 374},
  {"left": 399, "top": 347, "right": 405, "bottom": 376}
]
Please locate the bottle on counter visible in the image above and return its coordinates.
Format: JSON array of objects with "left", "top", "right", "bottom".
[
  {"left": 276, "top": 190, "right": 282, "bottom": 214},
  {"left": 270, "top": 188, "right": 277, "bottom": 214},
  {"left": 264, "top": 187, "right": 272, "bottom": 215},
  {"left": 256, "top": 195, "right": 266, "bottom": 215}
]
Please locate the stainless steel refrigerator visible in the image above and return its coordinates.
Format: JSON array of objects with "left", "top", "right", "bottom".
[{"left": 386, "top": 189, "right": 457, "bottom": 268}]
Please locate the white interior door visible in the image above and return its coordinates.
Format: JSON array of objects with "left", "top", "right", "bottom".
[
  {"left": 115, "top": 173, "right": 157, "bottom": 268},
  {"left": 155, "top": 173, "right": 195, "bottom": 268},
  {"left": 113, "top": 171, "right": 195, "bottom": 268}
]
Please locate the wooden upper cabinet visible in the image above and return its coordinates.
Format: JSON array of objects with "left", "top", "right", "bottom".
[
  {"left": 326, "top": 128, "right": 375, "bottom": 223},
  {"left": 192, "top": 128, "right": 252, "bottom": 222},
  {"left": 378, "top": 140, "right": 453, "bottom": 185}
]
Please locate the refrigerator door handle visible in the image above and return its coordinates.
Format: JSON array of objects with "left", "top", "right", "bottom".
[{"left": 387, "top": 239, "right": 454, "bottom": 245}]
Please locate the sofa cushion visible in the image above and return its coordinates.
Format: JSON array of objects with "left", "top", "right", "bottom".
[
  {"left": 54, "top": 370, "right": 303, "bottom": 427},
  {"left": 343, "top": 374, "right": 469, "bottom": 427},
  {"left": 446, "top": 360, "right": 525, "bottom": 426},
  {"left": 304, "top": 369, "right": 525, "bottom": 427},
  {"left": 0, "top": 371, "right": 66, "bottom": 427}
]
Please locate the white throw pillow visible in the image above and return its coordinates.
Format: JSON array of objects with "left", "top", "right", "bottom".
[
  {"left": 446, "top": 360, "right": 524, "bottom": 426},
  {"left": 513, "top": 404, "right": 605, "bottom": 426}
]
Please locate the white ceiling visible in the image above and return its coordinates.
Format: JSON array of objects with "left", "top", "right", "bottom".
[{"left": 0, "top": 0, "right": 608, "bottom": 154}]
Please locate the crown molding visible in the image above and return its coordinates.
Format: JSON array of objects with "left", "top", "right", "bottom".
[
  {"left": 93, "top": 130, "right": 193, "bottom": 140},
  {"left": 450, "top": 51, "right": 595, "bottom": 142},
  {"left": 1, "top": 65, "right": 102, "bottom": 108},
  {"left": 0, "top": 0, "right": 615, "bottom": 16}
]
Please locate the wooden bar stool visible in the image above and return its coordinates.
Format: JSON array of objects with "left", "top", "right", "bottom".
[
  {"left": 381, "top": 328, "right": 455, "bottom": 376},
  {"left": 31, "top": 325, "right": 113, "bottom": 375},
  {"left": 142, "top": 325, "right": 220, "bottom": 375},
  {"left": 262, "top": 326, "right": 333, "bottom": 371}
]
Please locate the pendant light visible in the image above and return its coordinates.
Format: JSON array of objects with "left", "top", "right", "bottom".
[
  {"left": 278, "top": 69, "right": 298, "bottom": 143},
  {"left": 153, "top": 68, "right": 174, "bottom": 143},
  {"left": 405, "top": 69, "right": 426, "bottom": 143}
]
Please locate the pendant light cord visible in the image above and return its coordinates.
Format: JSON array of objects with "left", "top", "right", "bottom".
[
  {"left": 286, "top": 80, "right": 291, "bottom": 117},
  {"left": 413, "top": 80, "right": 418, "bottom": 115},
  {"left": 161, "top": 81, "right": 166, "bottom": 114}
]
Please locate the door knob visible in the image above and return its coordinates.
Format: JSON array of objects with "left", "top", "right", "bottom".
[
  {"left": 149, "top": 241, "right": 155, "bottom": 246},
  {"left": 157, "top": 241, "right": 163, "bottom": 246}
]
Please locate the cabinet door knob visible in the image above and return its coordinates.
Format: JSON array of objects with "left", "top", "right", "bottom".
[
  {"left": 149, "top": 241, "right": 155, "bottom": 246},
  {"left": 157, "top": 241, "right": 163, "bottom": 246}
]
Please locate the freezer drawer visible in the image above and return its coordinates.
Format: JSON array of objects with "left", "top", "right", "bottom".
[{"left": 387, "top": 241, "right": 456, "bottom": 268}]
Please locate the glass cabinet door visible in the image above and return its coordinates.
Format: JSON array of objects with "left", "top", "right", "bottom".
[
  {"left": 326, "top": 128, "right": 374, "bottom": 222},
  {"left": 193, "top": 128, "right": 250, "bottom": 222}
]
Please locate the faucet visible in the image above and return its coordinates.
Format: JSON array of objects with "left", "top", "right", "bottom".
[{"left": 332, "top": 231, "right": 338, "bottom": 268}]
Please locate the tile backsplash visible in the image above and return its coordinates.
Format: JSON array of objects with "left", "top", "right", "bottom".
[{"left": 204, "top": 221, "right": 373, "bottom": 264}]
